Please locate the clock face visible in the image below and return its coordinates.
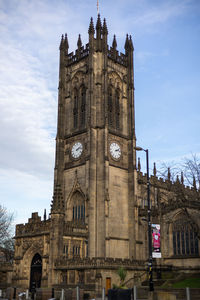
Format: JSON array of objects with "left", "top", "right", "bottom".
[
  {"left": 110, "top": 142, "right": 121, "bottom": 159},
  {"left": 71, "top": 142, "right": 83, "bottom": 159}
]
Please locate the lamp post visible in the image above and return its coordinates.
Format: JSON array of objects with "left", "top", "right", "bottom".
[{"left": 135, "top": 147, "right": 154, "bottom": 292}]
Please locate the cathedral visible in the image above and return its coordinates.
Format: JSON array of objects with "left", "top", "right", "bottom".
[{"left": 11, "top": 15, "right": 200, "bottom": 295}]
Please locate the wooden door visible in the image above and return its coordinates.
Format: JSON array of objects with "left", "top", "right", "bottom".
[{"left": 106, "top": 277, "right": 111, "bottom": 295}]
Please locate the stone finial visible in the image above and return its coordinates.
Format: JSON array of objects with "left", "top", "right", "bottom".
[
  {"left": 102, "top": 18, "right": 108, "bottom": 35},
  {"left": 77, "top": 34, "right": 82, "bottom": 49},
  {"left": 193, "top": 176, "right": 197, "bottom": 189},
  {"left": 181, "top": 171, "right": 184, "bottom": 184},
  {"left": 59, "top": 34, "right": 64, "bottom": 50},
  {"left": 112, "top": 35, "right": 117, "bottom": 49},
  {"left": 44, "top": 209, "right": 47, "bottom": 221},
  {"left": 96, "top": 13, "right": 102, "bottom": 40},
  {"left": 129, "top": 35, "right": 134, "bottom": 50},
  {"left": 153, "top": 162, "right": 157, "bottom": 177},
  {"left": 138, "top": 157, "right": 141, "bottom": 172},
  {"left": 64, "top": 33, "right": 69, "bottom": 50},
  {"left": 124, "top": 34, "right": 129, "bottom": 52},
  {"left": 176, "top": 175, "right": 180, "bottom": 183},
  {"left": 167, "top": 167, "right": 171, "bottom": 180},
  {"left": 88, "top": 17, "right": 95, "bottom": 35},
  {"left": 96, "top": 13, "right": 102, "bottom": 30}
]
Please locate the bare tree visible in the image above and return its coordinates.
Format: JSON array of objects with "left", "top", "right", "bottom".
[
  {"left": 0, "top": 205, "right": 14, "bottom": 262},
  {"left": 157, "top": 154, "right": 200, "bottom": 190},
  {"left": 183, "top": 154, "right": 200, "bottom": 190},
  {"left": 156, "top": 155, "right": 200, "bottom": 239}
]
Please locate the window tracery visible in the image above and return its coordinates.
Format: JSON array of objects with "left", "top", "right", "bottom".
[
  {"left": 172, "top": 218, "right": 199, "bottom": 256},
  {"left": 80, "top": 86, "right": 86, "bottom": 127},
  {"left": 108, "top": 86, "right": 121, "bottom": 130},
  {"left": 71, "top": 191, "right": 85, "bottom": 223},
  {"left": 72, "top": 86, "right": 86, "bottom": 130},
  {"left": 73, "top": 88, "right": 78, "bottom": 129}
]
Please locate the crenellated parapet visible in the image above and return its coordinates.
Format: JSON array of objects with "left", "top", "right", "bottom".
[
  {"left": 137, "top": 167, "right": 200, "bottom": 212},
  {"left": 107, "top": 47, "right": 127, "bottom": 67},
  {"left": 67, "top": 44, "right": 90, "bottom": 66},
  {"left": 137, "top": 168, "right": 198, "bottom": 192},
  {"left": 59, "top": 14, "right": 132, "bottom": 68},
  {"left": 15, "top": 212, "right": 50, "bottom": 237}
]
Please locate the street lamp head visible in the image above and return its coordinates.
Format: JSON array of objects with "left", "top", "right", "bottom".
[{"left": 135, "top": 146, "right": 144, "bottom": 151}]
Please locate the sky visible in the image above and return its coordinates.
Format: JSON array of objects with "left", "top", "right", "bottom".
[{"left": 0, "top": 0, "right": 199, "bottom": 227}]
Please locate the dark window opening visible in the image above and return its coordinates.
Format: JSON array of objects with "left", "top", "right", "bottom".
[
  {"left": 172, "top": 219, "right": 199, "bottom": 257},
  {"left": 80, "top": 88, "right": 86, "bottom": 127},
  {"left": 73, "top": 91, "right": 78, "bottom": 129}
]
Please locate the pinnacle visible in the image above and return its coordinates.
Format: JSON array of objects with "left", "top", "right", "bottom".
[
  {"left": 102, "top": 18, "right": 108, "bottom": 35},
  {"left": 129, "top": 35, "right": 134, "bottom": 50},
  {"left": 124, "top": 33, "right": 129, "bottom": 51},
  {"left": 88, "top": 17, "right": 95, "bottom": 35},
  {"left": 168, "top": 167, "right": 171, "bottom": 180},
  {"left": 96, "top": 13, "right": 102, "bottom": 30},
  {"left": 51, "top": 184, "right": 64, "bottom": 213},
  {"left": 64, "top": 33, "right": 69, "bottom": 49},
  {"left": 181, "top": 171, "right": 184, "bottom": 184},
  {"left": 112, "top": 34, "right": 117, "bottom": 49},
  {"left": 59, "top": 34, "right": 64, "bottom": 50},
  {"left": 77, "top": 34, "right": 82, "bottom": 48},
  {"left": 153, "top": 162, "right": 157, "bottom": 177},
  {"left": 193, "top": 176, "right": 197, "bottom": 189},
  {"left": 138, "top": 157, "right": 141, "bottom": 172}
]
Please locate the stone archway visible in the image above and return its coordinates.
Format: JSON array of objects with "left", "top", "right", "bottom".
[{"left": 29, "top": 253, "right": 42, "bottom": 290}]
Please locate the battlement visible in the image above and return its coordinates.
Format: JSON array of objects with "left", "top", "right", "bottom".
[
  {"left": 60, "top": 15, "right": 132, "bottom": 68},
  {"left": 15, "top": 212, "right": 50, "bottom": 237},
  {"left": 107, "top": 46, "right": 127, "bottom": 66},
  {"left": 67, "top": 43, "right": 89, "bottom": 65},
  {"left": 137, "top": 170, "right": 197, "bottom": 192}
]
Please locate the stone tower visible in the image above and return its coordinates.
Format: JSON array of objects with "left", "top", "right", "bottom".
[
  {"left": 11, "top": 15, "right": 200, "bottom": 294},
  {"left": 52, "top": 14, "right": 137, "bottom": 262}
]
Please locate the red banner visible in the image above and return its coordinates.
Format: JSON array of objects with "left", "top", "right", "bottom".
[{"left": 152, "top": 224, "right": 161, "bottom": 258}]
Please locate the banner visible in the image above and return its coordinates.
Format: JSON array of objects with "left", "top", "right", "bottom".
[{"left": 152, "top": 224, "right": 161, "bottom": 258}]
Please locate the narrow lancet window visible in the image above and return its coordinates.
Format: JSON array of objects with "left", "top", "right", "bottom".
[
  {"left": 115, "top": 89, "right": 120, "bottom": 129},
  {"left": 108, "top": 87, "right": 113, "bottom": 127},
  {"left": 73, "top": 89, "right": 78, "bottom": 129},
  {"left": 80, "top": 86, "right": 86, "bottom": 127}
]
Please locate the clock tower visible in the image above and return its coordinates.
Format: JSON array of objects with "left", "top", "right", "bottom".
[
  {"left": 12, "top": 14, "right": 200, "bottom": 294},
  {"left": 52, "top": 14, "right": 137, "bottom": 263}
]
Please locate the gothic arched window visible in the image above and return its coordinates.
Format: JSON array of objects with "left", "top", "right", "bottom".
[
  {"left": 73, "top": 89, "right": 78, "bottom": 129},
  {"left": 72, "top": 191, "right": 85, "bottom": 223},
  {"left": 172, "top": 218, "right": 199, "bottom": 256},
  {"left": 80, "top": 86, "right": 86, "bottom": 127},
  {"left": 115, "top": 89, "right": 120, "bottom": 129},
  {"left": 108, "top": 87, "right": 113, "bottom": 127}
]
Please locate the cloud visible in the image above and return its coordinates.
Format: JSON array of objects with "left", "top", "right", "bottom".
[
  {"left": 0, "top": 168, "right": 52, "bottom": 225},
  {"left": 106, "top": 0, "right": 192, "bottom": 33},
  {"left": 0, "top": 0, "right": 199, "bottom": 226},
  {"left": 0, "top": 39, "right": 56, "bottom": 178}
]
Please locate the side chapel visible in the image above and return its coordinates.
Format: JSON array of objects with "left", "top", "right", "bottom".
[{"left": 12, "top": 15, "right": 200, "bottom": 294}]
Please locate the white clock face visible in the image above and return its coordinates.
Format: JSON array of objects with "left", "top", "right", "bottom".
[
  {"left": 71, "top": 142, "right": 83, "bottom": 159},
  {"left": 110, "top": 142, "right": 121, "bottom": 159}
]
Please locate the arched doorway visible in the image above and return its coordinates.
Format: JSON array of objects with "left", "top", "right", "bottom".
[{"left": 29, "top": 253, "right": 42, "bottom": 290}]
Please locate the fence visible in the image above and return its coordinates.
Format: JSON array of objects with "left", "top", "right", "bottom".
[{"left": 0, "top": 287, "right": 200, "bottom": 300}]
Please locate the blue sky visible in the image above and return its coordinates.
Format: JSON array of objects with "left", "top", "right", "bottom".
[{"left": 0, "top": 0, "right": 199, "bottom": 226}]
